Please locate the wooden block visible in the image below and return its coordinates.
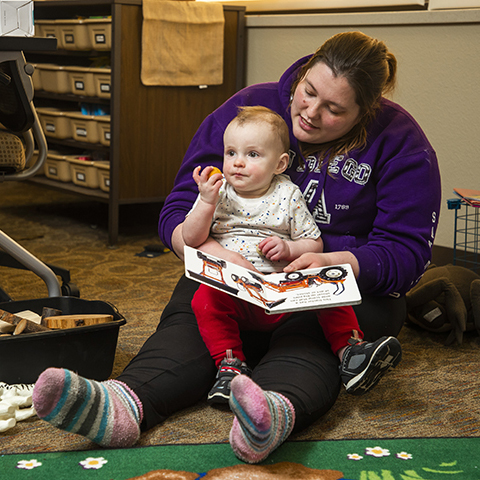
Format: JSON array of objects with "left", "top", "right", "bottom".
[
  {"left": 43, "top": 314, "right": 114, "bottom": 329},
  {"left": 0, "top": 309, "right": 51, "bottom": 333},
  {"left": 13, "top": 318, "right": 27, "bottom": 335}
]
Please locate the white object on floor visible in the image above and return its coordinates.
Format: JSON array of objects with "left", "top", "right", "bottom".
[
  {"left": 0, "top": 417, "right": 16, "bottom": 432},
  {"left": 0, "top": 382, "right": 36, "bottom": 432}
]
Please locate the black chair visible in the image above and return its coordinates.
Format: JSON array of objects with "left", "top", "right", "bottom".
[
  {"left": 0, "top": 40, "right": 79, "bottom": 301},
  {"left": 0, "top": 49, "right": 46, "bottom": 179}
]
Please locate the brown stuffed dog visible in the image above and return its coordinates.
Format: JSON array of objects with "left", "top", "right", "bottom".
[
  {"left": 406, "top": 264, "right": 480, "bottom": 345},
  {"left": 128, "top": 462, "right": 343, "bottom": 479}
]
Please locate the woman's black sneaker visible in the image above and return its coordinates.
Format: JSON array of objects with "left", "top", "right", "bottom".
[{"left": 339, "top": 336, "right": 402, "bottom": 395}]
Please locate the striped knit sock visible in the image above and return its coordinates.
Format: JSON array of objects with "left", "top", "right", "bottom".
[
  {"left": 32, "top": 368, "right": 143, "bottom": 448},
  {"left": 228, "top": 375, "right": 295, "bottom": 464}
]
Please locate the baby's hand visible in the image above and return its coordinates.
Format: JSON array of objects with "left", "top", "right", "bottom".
[
  {"left": 258, "top": 236, "right": 290, "bottom": 262},
  {"left": 193, "top": 166, "right": 223, "bottom": 205}
]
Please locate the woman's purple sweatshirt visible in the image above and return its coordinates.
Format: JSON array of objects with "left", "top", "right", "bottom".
[{"left": 158, "top": 55, "right": 441, "bottom": 297}]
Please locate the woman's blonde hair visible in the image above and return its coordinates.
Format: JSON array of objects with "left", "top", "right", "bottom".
[{"left": 291, "top": 31, "right": 397, "bottom": 162}]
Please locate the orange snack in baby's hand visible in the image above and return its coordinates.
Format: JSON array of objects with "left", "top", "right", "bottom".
[{"left": 208, "top": 167, "right": 222, "bottom": 178}]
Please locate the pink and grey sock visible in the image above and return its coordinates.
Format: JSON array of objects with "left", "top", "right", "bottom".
[
  {"left": 32, "top": 367, "right": 143, "bottom": 448},
  {"left": 228, "top": 375, "right": 295, "bottom": 464}
]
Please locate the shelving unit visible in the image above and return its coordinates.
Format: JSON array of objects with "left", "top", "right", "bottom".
[{"left": 27, "top": 0, "right": 245, "bottom": 245}]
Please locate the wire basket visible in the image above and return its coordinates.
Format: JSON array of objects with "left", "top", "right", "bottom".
[{"left": 448, "top": 198, "right": 480, "bottom": 273}]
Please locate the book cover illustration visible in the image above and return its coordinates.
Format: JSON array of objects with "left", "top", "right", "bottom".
[{"left": 184, "top": 246, "right": 362, "bottom": 314}]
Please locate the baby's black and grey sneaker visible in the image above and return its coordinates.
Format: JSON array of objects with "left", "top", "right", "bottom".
[
  {"left": 339, "top": 336, "right": 402, "bottom": 396},
  {"left": 208, "top": 350, "right": 252, "bottom": 405}
]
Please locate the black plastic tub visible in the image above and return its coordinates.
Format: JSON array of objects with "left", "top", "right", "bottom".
[{"left": 0, "top": 297, "right": 126, "bottom": 384}]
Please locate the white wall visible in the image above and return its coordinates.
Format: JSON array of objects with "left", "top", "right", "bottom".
[{"left": 243, "top": 9, "right": 480, "bottom": 249}]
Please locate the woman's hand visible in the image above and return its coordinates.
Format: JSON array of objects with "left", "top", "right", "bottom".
[{"left": 284, "top": 251, "right": 360, "bottom": 278}]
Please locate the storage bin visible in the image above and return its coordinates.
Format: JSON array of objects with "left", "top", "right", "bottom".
[
  {"left": 85, "top": 18, "right": 112, "bottom": 51},
  {"left": 91, "top": 67, "right": 112, "bottom": 98},
  {"left": 94, "top": 160, "right": 110, "bottom": 192},
  {"left": 67, "top": 156, "right": 100, "bottom": 189},
  {"left": 36, "top": 107, "right": 73, "bottom": 140},
  {"left": 44, "top": 152, "right": 74, "bottom": 182},
  {"left": 68, "top": 112, "right": 101, "bottom": 144},
  {"left": 96, "top": 115, "right": 111, "bottom": 146},
  {"left": 28, "top": 150, "right": 43, "bottom": 176},
  {"left": 35, "top": 64, "right": 71, "bottom": 94},
  {"left": 0, "top": 297, "right": 126, "bottom": 384},
  {"left": 56, "top": 19, "right": 91, "bottom": 51},
  {"left": 34, "top": 19, "right": 46, "bottom": 37},
  {"left": 31, "top": 64, "right": 42, "bottom": 91},
  {"left": 68, "top": 66, "right": 96, "bottom": 97},
  {"left": 35, "top": 20, "right": 62, "bottom": 49}
]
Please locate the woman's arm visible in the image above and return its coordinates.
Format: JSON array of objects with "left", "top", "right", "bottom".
[{"left": 286, "top": 103, "right": 441, "bottom": 296}]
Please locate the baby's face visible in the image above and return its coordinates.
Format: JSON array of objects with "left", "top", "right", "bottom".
[{"left": 223, "top": 121, "right": 287, "bottom": 199}]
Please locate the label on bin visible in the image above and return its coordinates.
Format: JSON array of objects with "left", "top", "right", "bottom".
[
  {"left": 48, "top": 166, "right": 58, "bottom": 176},
  {"left": 105, "top": 132, "right": 111, "bottom": 141},
  {"left": 75, "top": 81, "right": 85, "bottom": 91},
  {"left": 46, "top": 123, "right": 55, "bottom": 133},
  {"left": 76, "top": 172, "right": 86, "bottom": 182},
  {"left": 76, "top": 128, "right": 87, "bottom": 137},
  {"left": 95, "top": 33, "right": 106, "bottom": 44},
  {"left": 100, "top": 83, "right": 110, "bottom": 92},
  {"left": 64, "top": 34, "right": 74, "bottom": 44}
]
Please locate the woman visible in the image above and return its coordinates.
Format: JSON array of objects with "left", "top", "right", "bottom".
[{"left": 33, "top": 31, "right": 441, "bottom": 463}]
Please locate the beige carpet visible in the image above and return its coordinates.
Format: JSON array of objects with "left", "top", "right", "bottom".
[{"left": 1, "top": 181, "right": 479, "bottom": 455}]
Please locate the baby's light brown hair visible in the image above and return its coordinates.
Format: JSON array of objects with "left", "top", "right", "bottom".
[{"left": 229, "top": 106, "right": 290, "bottom": 155}]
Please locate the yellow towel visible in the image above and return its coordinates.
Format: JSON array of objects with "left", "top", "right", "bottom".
[{"left": 141, "top": 0, "right": 225, "bottom": 86}]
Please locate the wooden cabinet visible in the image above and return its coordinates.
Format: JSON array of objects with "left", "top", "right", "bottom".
[{"left": 27, "top": 0, "right": 245, "bottom": 245}]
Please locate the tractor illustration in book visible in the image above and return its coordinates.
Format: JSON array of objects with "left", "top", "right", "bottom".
[
  {"left": 188, "top": 251, "right": 349, "bottom": 309},
  {"left": 248, "top": 266, "right": 349, "bottom": 295}
]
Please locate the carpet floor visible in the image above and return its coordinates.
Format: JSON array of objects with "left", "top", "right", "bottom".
[{"left": 1, "top": 181, "right": 480, "bottom": 460}]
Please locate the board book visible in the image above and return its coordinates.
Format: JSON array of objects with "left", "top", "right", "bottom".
[
  {"left": 184, "top": 246, "right": 362, "bottom": 314},
  {"left": 454, "top": 188, "right": 480, "bottom": 207}
]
